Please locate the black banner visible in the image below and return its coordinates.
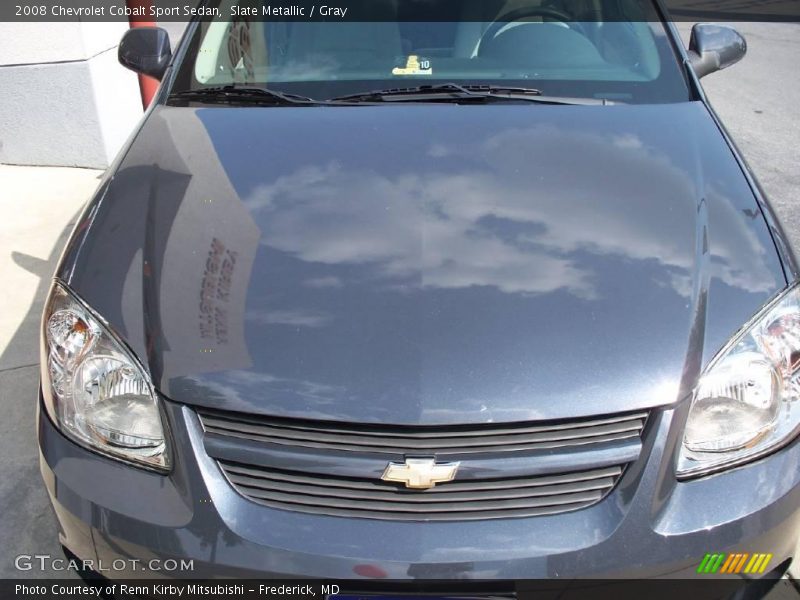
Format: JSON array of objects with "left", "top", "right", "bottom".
[
  {"left": 3, "top": 0, "right": 800, "bottom": 22},
  {"left": 0, "top": 578, "right": 788, "bottom": 600}
]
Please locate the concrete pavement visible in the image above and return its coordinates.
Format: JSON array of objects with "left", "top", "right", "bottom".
[
  {"left": 677, "top": 22, "right": 800, "bottom": 251},
  {"left": 0, "top": 166, "right": 101, "bottom": 370},
  {"left": 0, "top": 165, "right": 101, "bottom": 579}
]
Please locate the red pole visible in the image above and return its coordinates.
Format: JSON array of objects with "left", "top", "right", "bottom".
[{"left": 126, "top": 0, "right": 159, "bottom": 109}]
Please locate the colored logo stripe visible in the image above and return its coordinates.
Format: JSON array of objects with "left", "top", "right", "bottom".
[
  {"left": 746, "top": 554, "right": 773, "bottom": 574},
  {"left": 697, "top": 554, "right": 713, "bottom": 573},
  {"left": 723, "top": 554, "right": 750, "bottom": 573},
  {"left": 697, "top": 553, "right": 725, "bottom": 573},
  {"left": 698, "top": 553, "right": 773, "bottom": 574},
  {"left": 720, "top": 553, "right": 739, "bottom": 573}
]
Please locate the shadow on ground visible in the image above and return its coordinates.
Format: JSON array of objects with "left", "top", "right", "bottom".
[{"left": 0, "top": 212, "right": 82, "bottom": 578}]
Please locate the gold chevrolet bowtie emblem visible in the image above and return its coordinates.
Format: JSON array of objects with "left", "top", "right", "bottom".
[{"left": 381, "top": 458, "right": 459, "bottom": 489}]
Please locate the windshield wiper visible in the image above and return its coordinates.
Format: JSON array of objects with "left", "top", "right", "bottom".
[
  {"left": 329, "top": 83, "right": 616, "bottom": 105},
  {"left": 168, "top": 85, "right": 325, "bottom": 106}
]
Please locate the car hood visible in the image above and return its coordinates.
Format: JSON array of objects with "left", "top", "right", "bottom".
[{"left": 60, "top": 102, "right": 785, "bottom": 424}]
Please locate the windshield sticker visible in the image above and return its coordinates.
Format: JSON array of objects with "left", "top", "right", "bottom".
[{"left": 392, "top": 55, "right": 432, "bottom": 76}]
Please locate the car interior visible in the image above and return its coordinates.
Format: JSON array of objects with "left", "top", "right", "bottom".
[{"left": 194, "top": 0, "right": 664, "bottom": 87}]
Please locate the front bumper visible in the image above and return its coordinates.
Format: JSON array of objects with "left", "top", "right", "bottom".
[{"left": 38, "top": 392, "right": 800, "bottom": 580}]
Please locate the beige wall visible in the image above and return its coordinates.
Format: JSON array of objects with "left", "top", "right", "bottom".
[{"left": 0, "top": 22, "right": 143, "bottom": 168}]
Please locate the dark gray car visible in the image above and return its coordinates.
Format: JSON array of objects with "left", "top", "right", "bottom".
[{"left": 37, "top": 0, "right": 800, "bottom": 591}]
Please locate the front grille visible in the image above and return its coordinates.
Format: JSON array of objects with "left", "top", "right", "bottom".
[
  {"left": 197, "top": 408, "right": 648, "bottom": 521},
  {"left": 198, "top": 409, "right": 648, "bottom": 455},
  {"left": 218, "top": 461, "right": 624, "bottom": 521}
]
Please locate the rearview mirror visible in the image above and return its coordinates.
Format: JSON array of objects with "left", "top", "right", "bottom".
[
  {"left": 688, "top": 24, "right": 746, "bottom": 78},
  {"left": 118, "top": 27, "right": 172, "bottom": 80}
]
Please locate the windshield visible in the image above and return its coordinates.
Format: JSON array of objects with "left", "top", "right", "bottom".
[{"left": 170, "top": 0, "right": 690, "bottom": 104}]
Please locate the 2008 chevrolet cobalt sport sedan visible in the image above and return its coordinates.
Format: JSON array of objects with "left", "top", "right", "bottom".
[{"left": 37, "top": 0, "right": 800, "bottom": 588}]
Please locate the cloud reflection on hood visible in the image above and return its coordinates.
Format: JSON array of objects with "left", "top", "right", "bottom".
[{"left": 244, "top": 122, "right": 775, "bottom": 299}]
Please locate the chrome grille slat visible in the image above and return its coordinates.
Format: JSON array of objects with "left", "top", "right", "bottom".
[
  {"left": 202, "top": 420, "right": 644, "bottom": 447},
  {"left": 199, "top": 408, "right": 647, "bottom": 521},
  {"left": 204, "top": 426, "right": 641, "bottom": 454},
  {"left": 238, "top": 486, "right": 604, "bottom": 512},
  {"left": 226, "top": 472, "right": 617, "bottom": 503},
  {"left": 200, "top": 411, "right": 648, "bottom": 438},
  {"left": 232, "top": 498, "right": 599, "bottom": 521},
  {"left": 222, "top": 463, "right": 622, "bottom": 494},
  {"left": 199, "top": 410, "right": 646, "bottom": 455},
  {"left": 218, "top": 460, "right": 616, "bottom": 518}
]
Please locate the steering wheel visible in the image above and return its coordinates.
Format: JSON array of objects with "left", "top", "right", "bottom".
[{"left": 477, "top": 6, "right": 584, "bottom": 55}]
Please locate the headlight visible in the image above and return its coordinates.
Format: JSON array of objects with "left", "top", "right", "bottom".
[
  {"left": 678, "top": 284, "right": 800, "bottom": 478},
  {"left": 40, "top": 282, "right": 169, "bottom": 471}
]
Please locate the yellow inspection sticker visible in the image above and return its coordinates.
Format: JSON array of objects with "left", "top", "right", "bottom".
[{"left": 392, "top": 55, "right": 433, "bottom": 76}]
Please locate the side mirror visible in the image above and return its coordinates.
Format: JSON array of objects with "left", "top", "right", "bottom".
[
  {"left": 118, "top": 27, "right": 172, "bottom": 80},
  {"left": 688, "top": 24, "right": 746, "bottom": 78}
]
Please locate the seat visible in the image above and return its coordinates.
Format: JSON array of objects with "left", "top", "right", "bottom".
[
  {"left": 479, "top": 22, "right": 607, "bottom": 68},
  {"left": 283, "top": 1, "right": 403, "bottom": 70}
]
